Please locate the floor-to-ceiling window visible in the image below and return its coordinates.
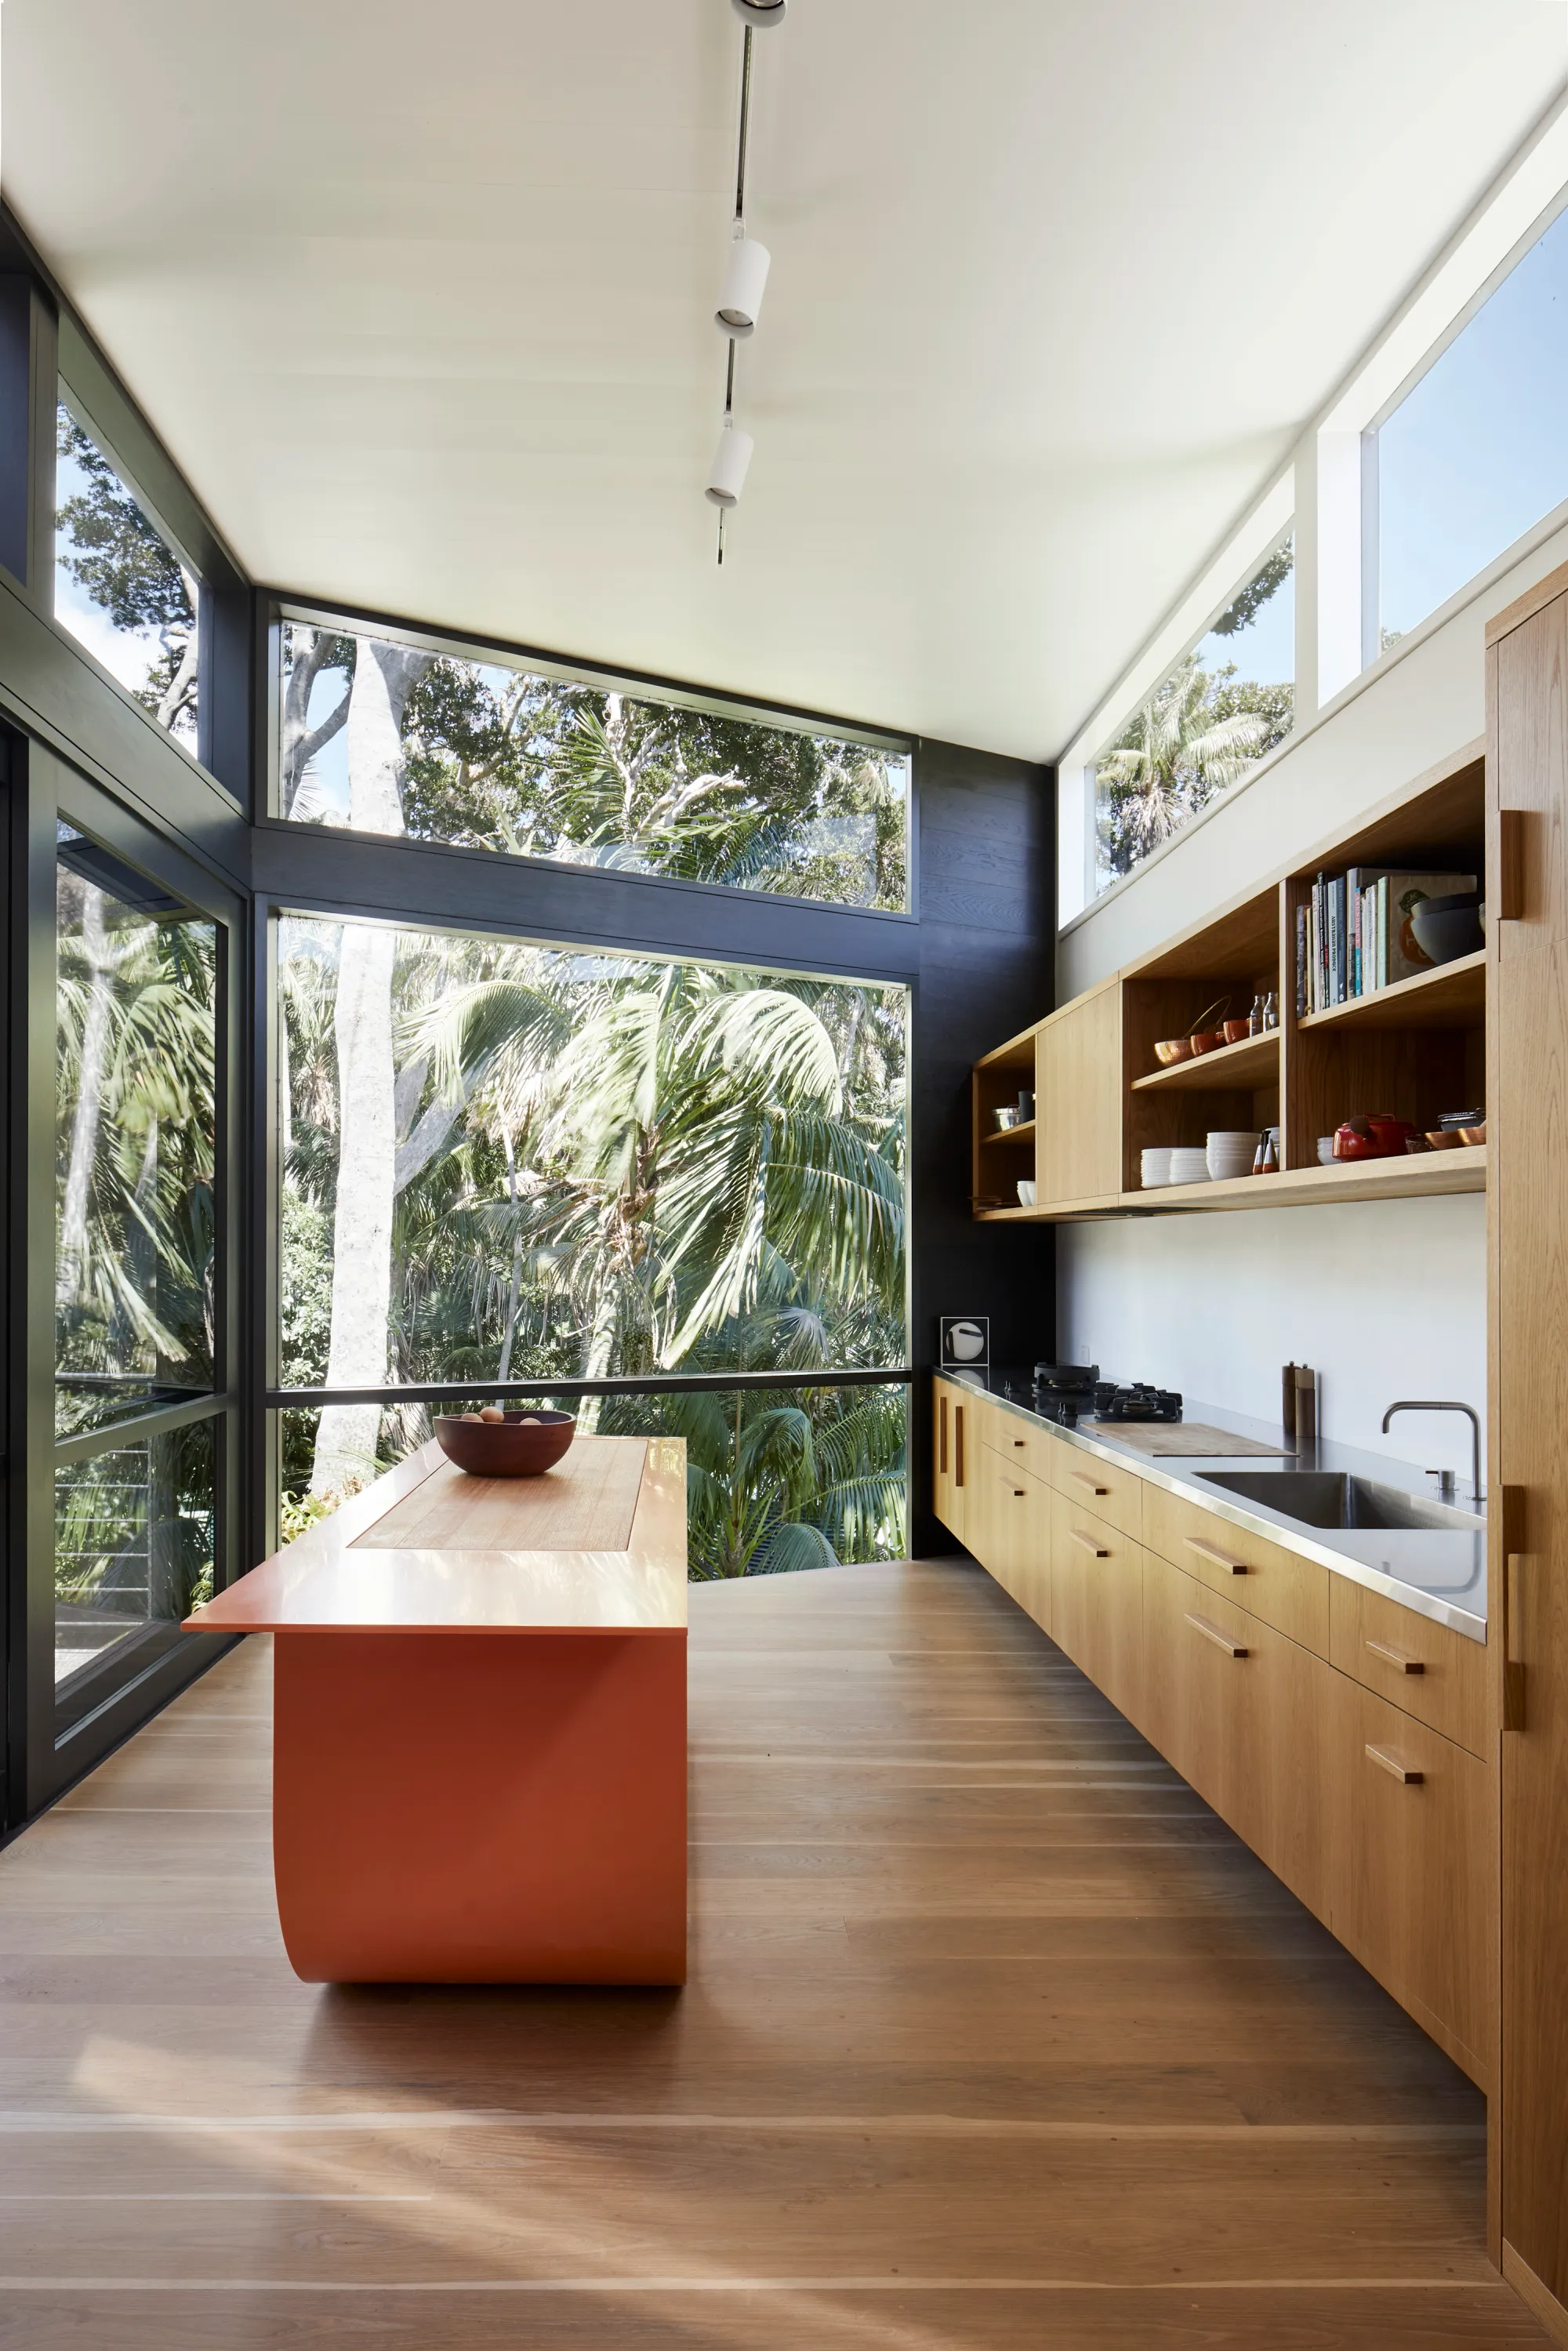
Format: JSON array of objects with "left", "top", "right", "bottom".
[{"left": 272, "top": 911, "right": 909, "bottom": 1573}]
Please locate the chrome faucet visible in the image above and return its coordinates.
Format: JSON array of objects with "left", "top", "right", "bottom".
[{"left": 1381, "top": 1399, "right": 1483, "bottom": 1504}]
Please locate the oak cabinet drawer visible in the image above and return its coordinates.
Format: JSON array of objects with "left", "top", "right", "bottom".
[
  {"left": 1049, "top": 1493, "right": 1145, "bottom": 1729},
  {"left": 982, "top": 1413, "right": 1057, "bottom": 1486},
  {"left": 1142, "top": 1481, "right": 1329, "bottom": 1657},
  {"left": 1325, "top": 1676, "right": 1494, "bottom": 2088},
  {"left": 1142, "top": 1550, "right": 1328, "bottom": 1917},
  {"left": 1047, "top": 1444, "right": 1145, "bottom": 1541},
  {"left": 1328, "top": 1580, "right": 1490, "bottom": 1760}
]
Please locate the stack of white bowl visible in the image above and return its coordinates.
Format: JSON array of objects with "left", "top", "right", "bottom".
[
  {"left": 1140, "top": 1147, "right": 1173, "bottom": 1188},
  {"left": 1206, "top": 1128, "right": 1258, "bottom": 1181},
  {"left": 1167, "top": 1145, "right": 1211, "bottom": 1185}
]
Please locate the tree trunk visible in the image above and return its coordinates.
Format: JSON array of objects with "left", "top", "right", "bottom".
[
  {"left": 310, "top": 640, "right": 430, "bottom": 1500},
  {"left": 58, "top": 886, "right": 115, "bottom": 1310}
]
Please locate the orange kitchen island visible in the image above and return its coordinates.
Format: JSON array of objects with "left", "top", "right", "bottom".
[{"left": 185, "top": 1435, "right": 688, "bottom": 1986}]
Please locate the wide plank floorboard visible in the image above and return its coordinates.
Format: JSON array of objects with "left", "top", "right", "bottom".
[{"left": 0, "top": 1555, "right": 1547, "bottom": 2347}]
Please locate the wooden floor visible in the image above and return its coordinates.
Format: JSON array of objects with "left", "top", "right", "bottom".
[{"left": 0, "top": 1556, "right": 1549, "bottom": 2349}]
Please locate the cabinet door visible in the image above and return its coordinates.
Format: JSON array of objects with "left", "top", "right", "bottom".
[
  {"left": 933, "top": 1380, "right": 977, "bottom": 1549},
  {"left": 1142, "top": 1550, "right": 1327, "bottom": 1917},
  {"left": 1037, "top": 981, "right": 1123, "bottom": 1206},
  {"left": 1327, "top": 1675, "right": 1495, "bottom": 2088},
  {"left": 980, "top": 1455, "right": 1051, "bottom": 1627},
  {"left": 1049, "top": 1492, "right": 1145, "bottom": 1728},
  {"left": 1493, "top": 590, "right": 1568, "bottom": 2290}
]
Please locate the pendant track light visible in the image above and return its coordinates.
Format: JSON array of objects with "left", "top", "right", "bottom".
[
  {"left": 706, "top": 423, "right": 754, "bottom": 507},
  {"left": 716, "top": 234, "right": 770, "bottom": 338},
  {"left": 706, "top": 3, "right": 786, "bottom": 557}
]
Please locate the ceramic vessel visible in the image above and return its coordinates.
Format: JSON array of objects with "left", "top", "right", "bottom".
[{"left": 435, "top": 1410, "right": 577, "bottom": 1477}]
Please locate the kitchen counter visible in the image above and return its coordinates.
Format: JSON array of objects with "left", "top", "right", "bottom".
[{"left": 946, "top": 1369, "right": 1486, "bottom": 1642}]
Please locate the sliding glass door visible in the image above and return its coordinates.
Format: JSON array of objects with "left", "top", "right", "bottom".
[{"left": 10, "top": 745, "right": 245, "bottom": 1820}]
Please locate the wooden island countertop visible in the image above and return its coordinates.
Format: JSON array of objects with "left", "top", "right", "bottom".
[
  {"left": 187, "top": 1434, "right": 687, "bottom": 1634},
  {"left": 184, "top": 1434, "right": 689, "bottom": 1986}
]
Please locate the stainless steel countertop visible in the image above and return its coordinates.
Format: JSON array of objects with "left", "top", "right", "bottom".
[{"left": 945, "top": 1370, "right": 1487, "bottom": 1644}]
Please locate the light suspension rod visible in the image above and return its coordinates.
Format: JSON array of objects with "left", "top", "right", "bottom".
[{"left": 734, "top": 26, "right": 753, "bottom": 225}]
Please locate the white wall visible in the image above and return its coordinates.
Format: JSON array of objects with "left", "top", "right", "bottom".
[{"left": 1058, "top": 1193, "right": 1486, "bottom": 1482}]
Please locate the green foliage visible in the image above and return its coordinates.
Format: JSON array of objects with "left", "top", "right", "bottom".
[
  {"left": 54, "top": 409, "right": 198, "bottom": 736},
  {"left": 55, "top": 869, "right": 218, "bottom": 1431},
  {"left": 1096, "top": 655, "right": 1294, "bottom": 881},
  {"left": 283, "top": 626, "right": 908, "bottom": 912}
]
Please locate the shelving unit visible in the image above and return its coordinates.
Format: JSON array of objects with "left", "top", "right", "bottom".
[{"left": 971, "top": 738, "right": 1490, "bottom": 1223}]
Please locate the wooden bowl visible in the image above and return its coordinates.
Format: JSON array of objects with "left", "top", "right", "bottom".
[
  {"left": 1458, "top": 1125, "right": 1486, "bottom": 1147},
  {"left": 1189, "top": 1030, "right": 1225, "bottom": 1056},
  {"left": 434, "top": 1410, "right": 576, "bottom": 1477},
  {"left": 1153, "top": 1039, "right": 1192, "bottom": 1065},
  {"left": 1424, "top": 1130, "right": 1461, "bottom": 1151},
  {"left": 1221, "top": 1019, "right": 1252, "bottom": 1045}
]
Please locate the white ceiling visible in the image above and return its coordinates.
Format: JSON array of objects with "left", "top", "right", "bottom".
[{"left": 5, "top": 2, "right": 1566, "bottom": 760}]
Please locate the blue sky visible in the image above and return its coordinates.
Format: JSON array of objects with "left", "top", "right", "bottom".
[
  {"left": 1194, "top": 542, "right": 1295, "bottom": 688},
  {"left": 1380, "top": 202, "right": 1568, "bottom": 638}
]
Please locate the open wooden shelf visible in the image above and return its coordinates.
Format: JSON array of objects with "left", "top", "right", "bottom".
[
  {"left": 1297, "top": 948, "right": 1486, "bottom": 1034},
  {"left": 970, "top": 737, "right": 1491, "bottom": 1224},
  {"left": 979, "top": 1119, "right": 1035, "bottom": 1147},
  {"left": 973, "top": 1145, "right": 1487, "bottom": 1221},
  {"left": 1131, "top": 1144, "right": 1486, "bottom": 1214},
  {"left": 1131, "top": 1032, "right": 1279, "bottom": 1093}
]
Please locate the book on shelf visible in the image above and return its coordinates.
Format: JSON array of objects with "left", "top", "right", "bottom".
[{"left": 1299, "top": 868, "right": 1474, "bottom": 1011}]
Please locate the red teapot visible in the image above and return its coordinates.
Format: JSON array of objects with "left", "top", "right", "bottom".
[{"left": 1334, "top": 1112, "right": 1416, "bottom": 1161}]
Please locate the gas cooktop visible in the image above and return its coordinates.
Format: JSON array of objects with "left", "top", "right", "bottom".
[{"left": 1023, "top": 1365, "right": 1183, "bottom": 1424}]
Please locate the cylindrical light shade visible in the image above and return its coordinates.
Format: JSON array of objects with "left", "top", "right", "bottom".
[
  {"left": 731, "top": 0, "right": 786, "bottom": 23},
  {"left": 716, "top": 238, "right": 770, "bottom": 338},
  {"left": 705, "top": 425, "right": 754, "bottom": 507}
]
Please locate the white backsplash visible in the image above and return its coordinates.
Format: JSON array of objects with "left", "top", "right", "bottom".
[{"left": 1057, "top": 1191, "right": 1486, "bottom": 1486}]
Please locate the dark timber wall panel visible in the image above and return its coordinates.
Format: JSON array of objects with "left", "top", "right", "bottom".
[{"left": 912, "top": 738, "right": 1055, "bottom": 1555}]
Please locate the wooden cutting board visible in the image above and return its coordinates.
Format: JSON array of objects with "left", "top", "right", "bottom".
[
  {"left": 1077, "top": 1419, "right": 1291, "bottom": 1459},
  {"left": 351, "top": 1438, "right": 648, "bottom": 1553}
]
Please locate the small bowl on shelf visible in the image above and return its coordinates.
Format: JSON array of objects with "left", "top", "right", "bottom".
[
  {"left": 1221, "top": 1019, "right": 1252, "bottom": 1046},
  {"left": 435, "top": 1409, "right": 576, "bottom": 1477},
  {"left": 1188, "top": 1029, "right": 1226, "bottom": 1057},
  {"left": 1424, "top": 1129, "right": 1462, "bottom": 1151},
  {"left": 992, "top": 1105, "right": 1022, "bottom": 1132},
  {"left": 1140, "top": 1147, "right": 1173, "bottom": 1188},
  {"left": 1410, "top": 893, "right": 1484, "bottom": 967},
  {"left": 1016, "top": 1179, "right": 1037, "bottom": 1206},
  {"left": 1153, "top": 1039, "right": 1193, "bottom": 1066},
  {"left": 1458, "top": 1124, "right": 1486, "bottom": 1147},
  {"left": 1316, "top": 1136, "right": 1337, "bottom": 1166}
]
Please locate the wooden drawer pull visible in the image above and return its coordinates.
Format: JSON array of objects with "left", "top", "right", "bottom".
[
  {"left": 1365, "top": 1743, "right": 1423, "bottom": 1784},
  {"left": 1012, "top": 1437, "right": 1026, "bottom": 1448},
  {"left": 1069, "top": 1470, "right": 1110, "bottom": 1497},
  {"left": 1069, "top": 1527, "right": 1112, "bottom": 1558},
  {"left": 1365, "top": 1636, "right": 1423, "bottom": 1675},
  {"left": 1186, "top": 1536, "right": 1248, "bottom": 1576},
  {"left": 1012, "top": 1489, "right": 1027, "bottom": 1499},
  {"left": 1184, "top": 1612, "right": 1247, "bottom": 1658}
]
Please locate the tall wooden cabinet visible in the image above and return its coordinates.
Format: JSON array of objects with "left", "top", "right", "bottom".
[{"left": 1489, "top": 561, "right": 1568, "bottom": 2333}]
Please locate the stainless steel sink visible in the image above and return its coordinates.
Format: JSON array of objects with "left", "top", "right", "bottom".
[{"left": 1194, "top": 1469, "right": 1483, "bottom": 1533}]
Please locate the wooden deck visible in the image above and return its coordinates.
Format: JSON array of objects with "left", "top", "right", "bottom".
[{"left": 0, "top": 1555, "right": 1548, "bottom": 2347}]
